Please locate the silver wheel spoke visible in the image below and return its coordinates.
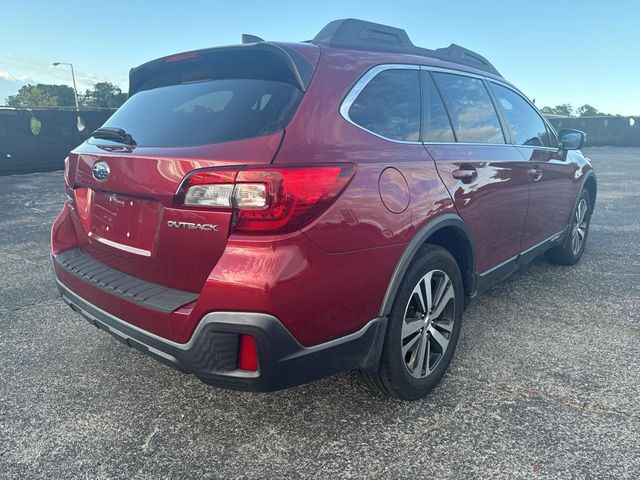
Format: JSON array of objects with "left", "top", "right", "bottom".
[
  {"left": 431, "top": 282, "right": 454, "bottom": 319},
  {"left": 576, "top": 199, "right": 586, "bottom": 224},
  {"left": 402, "top": 317, "right": 424, "bottom": 340},
  {"left": 433, "top": 319, "right": 453, "bottom": 332},
  {"left": 428, "top": 326, "right": 449, "bottom": 352},
  {"left": 414, "top": 330, "right": 428, "bottom": 375},
  {"left": 423, "top": 271, "right": 433, "bottom": 313},
  {"left": 411, "top": 277, "right": 428, "bottom": 315},
  {"left": 424, "top": 336, "right": 431, "bottom": 374},
  {"left": 431, "top": 275, "right": 446, "bottom": 311},
  {"left": 402, "top": 331, "right": 421, "bottom": 357}
]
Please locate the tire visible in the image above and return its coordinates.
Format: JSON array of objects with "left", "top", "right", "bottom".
[
  {"left": 361, "top": 244, "right": 464, "bottom": 400},
  {"left": 545, "top": 189, "right": 592, "bottom": 266}
]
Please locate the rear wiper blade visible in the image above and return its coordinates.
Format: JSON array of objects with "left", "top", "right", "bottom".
[{"left": 91, "top": 127, "right": 137, "bottom": 146}]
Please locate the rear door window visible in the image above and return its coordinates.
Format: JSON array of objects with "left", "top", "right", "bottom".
[
  {"left": 490, "top": 83, "right": 554, "bottom": 147},
  {"left": 431, "top": 72, "right": 505, "bottom": 144},
  {"left": 96, "top": 78, "right": 303, "bottom": 147},
  {"left": 421, "top": 72, "right": 455, "bottom": 143},
  {"left": 348, "top": 69, "right": 421, "bottom": 142}
]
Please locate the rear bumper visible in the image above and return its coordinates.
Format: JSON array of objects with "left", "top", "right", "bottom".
[{"left": 57, "top": 281, "right": 386, "bottom": 391}]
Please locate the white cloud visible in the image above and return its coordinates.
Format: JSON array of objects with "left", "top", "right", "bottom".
[
  {"left": 0, "top": 70, "right": 17, "bottom": 81},
  {"left": 0, "top": 55, "right": 127, "bottom": 92}
]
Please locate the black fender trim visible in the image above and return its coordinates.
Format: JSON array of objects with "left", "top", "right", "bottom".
[
  {"left": 379, "top": 213, "right": 477, "bottom": 317},
  {"left": 576, "top": 170, "right": 597, "bottom": 215}
]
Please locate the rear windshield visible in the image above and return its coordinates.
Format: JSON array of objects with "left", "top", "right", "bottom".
[{"left": 94, "top": 78, "right": 303, "bottom": 147}]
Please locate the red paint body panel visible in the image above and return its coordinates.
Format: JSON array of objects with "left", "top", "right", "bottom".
[
  {"left": 426, "top": 144, "right": 529, "bottom": 272},
  {"left": 194, "top": 234, "right": 404, "bottom": 345},
  {"left": 516, "top": 147, "right": 582, "bottom": 249}
]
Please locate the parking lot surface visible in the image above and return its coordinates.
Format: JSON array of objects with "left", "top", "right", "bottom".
[{"left": 1, "top": 147, "right": 639, "bottom": 479}]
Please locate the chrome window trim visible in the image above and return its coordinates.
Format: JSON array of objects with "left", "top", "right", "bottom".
[
  {"left": 422, "top": 141, "right": 514, "bottom": 147},
  {"left": 339, "top": 64, "right": 422, "bottom": 145},
  {"left": 422, "top": 65, "right": 486, "bottom": 80},
  {"left": 340, "top": 63, "right": 559, "bottom": 149}
]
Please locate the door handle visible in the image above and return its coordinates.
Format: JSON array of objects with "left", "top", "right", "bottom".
[
  {"left": 452, "top": 167, "right": 477, "bottom": 181},
  {"left": 527, "top": 167, "right": 543, "bottom": 182}
]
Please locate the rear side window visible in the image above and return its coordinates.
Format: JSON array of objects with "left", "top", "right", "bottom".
[
  {"left": 490, "top": 83, "right": 554, "bottom": 147},
  {"left": 432, "top": 72, "right": 504, "bottom": 144},
  {"left": 96, "top": 79, "right": 303, "bottom": 147},
  {"left": 421, "top": 72, "right": 455, "bottom": 143},
  {"left": 348, "top": 69, "right": 420, "bottom": 142}
]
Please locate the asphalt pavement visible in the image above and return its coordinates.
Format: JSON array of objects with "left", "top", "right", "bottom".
[{"left": 0, "top": 147, "right": 638, "bottom": 479}]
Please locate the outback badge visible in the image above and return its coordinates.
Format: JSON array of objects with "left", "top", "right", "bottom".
[{"left": 167, "top": 220, "right": 219, "bottom": 232}]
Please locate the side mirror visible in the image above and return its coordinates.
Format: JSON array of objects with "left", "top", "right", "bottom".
[{"left": 559, "top": 129, "right": 586, "bottom": 150}]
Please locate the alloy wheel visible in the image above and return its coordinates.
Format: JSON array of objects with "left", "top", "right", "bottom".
[
  {"left": 401, "top": 270, "right": 455, "bottom": 379},
  {"left": 572, "top": 199, "right": 589, "bottom": 255}
]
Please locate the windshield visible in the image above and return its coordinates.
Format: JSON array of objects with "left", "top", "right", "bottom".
[{"left": 95, "top": 78, "right": 303, "bottom": 147}]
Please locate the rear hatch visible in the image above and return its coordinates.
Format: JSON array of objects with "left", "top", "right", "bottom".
[{"left": 65, "top": 44, "right": 315, "bottom": 293}]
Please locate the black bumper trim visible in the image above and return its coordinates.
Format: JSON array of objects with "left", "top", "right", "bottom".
[
  {"left": 55, "top": 249, "right": 199, "bottom": 313},
  {"left": 57, "top": 281, "right": 387, "bottom": 391}
]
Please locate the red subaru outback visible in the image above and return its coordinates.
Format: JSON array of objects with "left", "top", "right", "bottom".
[{"left": 52, "top": 19, "right": 596, "bottom": 400}]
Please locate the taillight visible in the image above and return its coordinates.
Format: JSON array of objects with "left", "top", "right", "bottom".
[{"left": 175, "top": 164, "right": 355, "bottom": 234}]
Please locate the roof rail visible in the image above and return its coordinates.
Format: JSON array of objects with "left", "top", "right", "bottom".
[{"left": 312, "top": 19, "right": 501, "bottom": 77}]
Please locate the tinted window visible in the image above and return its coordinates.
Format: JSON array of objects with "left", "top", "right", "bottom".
[
  {"left": 348, "top": 69, "right": 420, "bottom": 141},
  {"left": 490, "top": 83, "right": 553, "bottom": 147},
  {"left": 432, "top": 72, "right": 504, "bottom": 144},
  {"left": 546, "top": 124, "right": 559, "bottom": 147},
  {"left": 421, "top": 72, "right": 455, "bottom": 142},
  {"left": 97, "top": 79, "right": 303, "bottom": 147}
]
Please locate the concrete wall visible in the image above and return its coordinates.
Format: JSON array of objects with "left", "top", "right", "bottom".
[
  {"left": 0, "top": 107, "right": 114, "bottom": 175},
  {"left": 1, "top": 108, "right": 638, "bottom": 176},
  {"left": 548, "top": 116, "right": 640, "bottom": 147}
]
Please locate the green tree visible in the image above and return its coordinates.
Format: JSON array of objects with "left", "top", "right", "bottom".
[
  {"left": 577, "top": 104, "right": 600, "bottom": 117},
  {"left": 83, "top": 82, "right": 128, "bottom": 108},
  {"left": 540, "top": 106, "right": 556, "bottom": 115},
  {"left": 553, "top": 104, "right": 573, "bottom": 116},
  {"left": 6, "top": 84, "right": 76, "bottom": 107}
]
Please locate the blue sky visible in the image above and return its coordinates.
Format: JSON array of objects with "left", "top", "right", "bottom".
[{"left": 1, "top": 0, "right": 638, "bottom": 114}]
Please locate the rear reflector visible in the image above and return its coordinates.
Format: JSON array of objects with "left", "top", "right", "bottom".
[
  {"left": 238, "top": 334, "right": 258, "bottom": 372},
  {"left": 176, "top": 164, "right": 355, "bottom": 234}
]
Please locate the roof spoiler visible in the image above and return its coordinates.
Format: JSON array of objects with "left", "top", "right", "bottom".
[
  {"left": 312, "top": 18, "right": 501, "bottom": 77},
  {"left": 128, "top": 42, "right": 314, "bottom": 95}
]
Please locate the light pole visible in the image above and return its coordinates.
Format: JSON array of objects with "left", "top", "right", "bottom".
[{"left": 52, "top": 62, "right": 84, "bottom": 131}]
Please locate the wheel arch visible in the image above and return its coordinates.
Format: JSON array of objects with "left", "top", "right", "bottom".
[{"left": 379, "top": 214, "right": 476, "bottom": 317}]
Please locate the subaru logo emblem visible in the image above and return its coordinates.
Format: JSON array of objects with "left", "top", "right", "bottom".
[{"left": 92, "top": 161, "right": 110, "bottom": 182}]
